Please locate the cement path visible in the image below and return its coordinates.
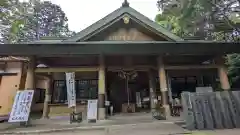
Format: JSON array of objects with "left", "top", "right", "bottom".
[{"left": 29, "top": 122, "right": 188, "bottom": 135}]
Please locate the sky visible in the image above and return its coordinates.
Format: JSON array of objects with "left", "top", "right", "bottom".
[{"left": 48, "top": 0, "right": 159, "bottom": 32}]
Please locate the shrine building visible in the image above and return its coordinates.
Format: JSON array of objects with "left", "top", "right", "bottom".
[{"left": 0, "top": 1, "right": 239, "bottom": 120}]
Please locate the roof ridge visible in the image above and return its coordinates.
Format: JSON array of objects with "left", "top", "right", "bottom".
[
  {"left": 127, "top": 7, "right": 183, "bottom": 41},
  {"left": 62, "top": 7, "right": 126, "bottom": 42},
  {"left": 63, "top": 4, "right": 183, "bottom": 42},
  {"left": 122, "top": 0, "right": 129, "bottom": 7}
]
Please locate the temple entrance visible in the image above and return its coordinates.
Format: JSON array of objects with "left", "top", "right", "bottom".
[
  {"left": 168, "top": 69, "right": 218, "bottom": 116},
  {"left": 107, "top": 71, "right": 150, "bottom": 114}
]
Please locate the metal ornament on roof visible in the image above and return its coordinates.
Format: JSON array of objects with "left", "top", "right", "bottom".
[
  {"left": 122, "top": 0, "right": 130, "bottom": 7},
  {"left": 123, "top": 15, "right": 130, "bottom": 24}
]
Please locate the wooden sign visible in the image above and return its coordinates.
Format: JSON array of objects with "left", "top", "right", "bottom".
[
  {"left": 108, "top": 30, "right": 138, "bottom": 41},
  {"left": 106, "top": 28, "right": 153, "bottom": 41}
]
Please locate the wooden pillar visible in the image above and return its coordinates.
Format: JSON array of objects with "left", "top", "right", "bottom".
[
  {"left": 98, "top": 55, "right": 106, "bottom": 120},
  {"left": 218, "top": 67, "right": 230, "bottom": 90},
  {"left": 157, "top": 56, "right": 170, "bottom": 118},
  {"left": 25, "top": 56, "right": 36, "bottom": 90},
  {"left": 42, "top": 75, "right": 52, "bottom": 119},
  {"left": 148, "top": 69, "right": 156, "bottom": 112},
  {"left": 216, "top": 56, "right": 230, "bottom": 90},
  {"left": 23, "top": 56, "right": 36, "bottom": 125}
]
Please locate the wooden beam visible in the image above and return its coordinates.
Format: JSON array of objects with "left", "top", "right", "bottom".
[
  {"left": 1, "top": 42, "right": 239, "bottom": 56},
  {"left": 36, "top": 74, "right": 51, "bottom": 80},
  {"left": 35, "top": 65, "right": 218, "bottom": 72},
  {"left": 35, "top": 67, "right": 99, "bottom": 73},
  {"left": 107, "top": 64, "right": 218, "bottom": 71},
  {"left": 107, "top": 65, "right": 153, "bottom": 71},
  {"left": 0, "top": 72, "right": 18, "bottom": 76},
  {"left": 165, "top": 65, "right": 218, "bottom": 70}
]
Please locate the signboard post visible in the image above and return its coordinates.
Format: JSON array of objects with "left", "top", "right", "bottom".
[
  {"left": 65, "top": 72, "right": 76, "bottom": 110},
  {"left": 8, "top": 90, "right": 34, "bottom": 123},
  {"left": 87, "top": 100, "right": 98, "bottom": 122}
]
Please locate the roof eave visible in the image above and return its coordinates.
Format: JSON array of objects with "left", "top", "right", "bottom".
[{"left": 63, "top": 6, "right": 127, "bottom": 42}]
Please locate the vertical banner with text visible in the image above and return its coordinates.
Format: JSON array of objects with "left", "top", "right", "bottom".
[{"left": 66, "top": 72, "right": 76, "bottom": 108}]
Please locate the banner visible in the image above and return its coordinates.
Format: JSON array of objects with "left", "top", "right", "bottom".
[
  {"left": 87, "top": 100, "right": 98, "bottom": 120},
  {"left": 8, "top": 90, "right": 34, "bottom": 122},
  {"left": 66, "top": 72, "right": 76, "bottom": 108},
  {"left": 136, "top": 92, "right": 142, "bottom": 107}
]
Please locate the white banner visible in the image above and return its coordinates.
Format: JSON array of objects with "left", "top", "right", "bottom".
[
  {"left": 87, "top": 100, "right": 98, "bottom": 120},
  {"left": 66, "top": 72, "right": 76, "bottom": 108},
  {"left": 136, "top": 92, "right": 142, "bottom": 107},
  {"left": 8, "top": 90, "right": 34, "bottom": 122}
]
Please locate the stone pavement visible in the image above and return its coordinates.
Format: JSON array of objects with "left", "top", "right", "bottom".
[
  {"left": 0, "top": 112, "right": 184, "bottom": 134},
  {"left": 7, "top": 122, "right": 189, "bottom": 135},
  {"left": 0, "top": 113, "right": 240, "bottom": 135},
  {"left": 191, "top": 129, "right": 240, "bottom": 135},
  {"left": 8, "top": 124, "right": 240, "bottom": 135},
  {"left": 40, "top": 130, "right": 106, "bottom": 135},
  {"left": 104, "top": 122, "right": 189, "bottom": 135},
  {"left": 0, "top": 117, "right": 189, "bottom": 135}
]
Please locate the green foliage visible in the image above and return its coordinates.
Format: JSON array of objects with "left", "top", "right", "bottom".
[
  {"left": 226, "top": 54, "right": 240, "bottom": 85},
  {"left": 0, "top": 0, "right": 75, "bottom": 43},
  {"left": 155, "top": 13, "right": 189, "bottom": 37},
  {"left": 0, "top": 0, "right": 24, "bottom": 43},
  {"left": 156, "top": 0, "right": 239, "bottom": 40},
  {"left": 156, "top": 0, "right": 240, "bottom": 86}
]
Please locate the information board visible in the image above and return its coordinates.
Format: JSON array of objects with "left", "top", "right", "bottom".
[
  {"left": 8, "top": 90, "right": 34, "bottom": 122},
  {"left": 87, "top": 100, "right": 98, "bottom": 121}
]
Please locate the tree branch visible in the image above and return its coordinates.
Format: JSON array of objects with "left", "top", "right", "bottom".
[{"left": 205, "top": 0, "right": 239, "bottom": 32}]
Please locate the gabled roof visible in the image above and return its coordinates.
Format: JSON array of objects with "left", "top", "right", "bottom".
[{"left": 63, "top": 2, "right": 184, "bottom": 42}]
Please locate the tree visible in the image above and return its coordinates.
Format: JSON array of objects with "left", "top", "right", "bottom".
[
  {"left": 0, "top": 0, "right": 75, "bottom": 43},
  {"left": 156, "top": 0, "right": 240, "bottom": 86},
  {"left": 0, "top": 0, "right": 26, "bottom": 43},
  {"left": 17, "top": 0, "right": 75, "bottom": 42},
  {"left": 156, "top": 0, "right": 240, "bottom": 41},
  {"left": 155, "top": 13, "right": 193, "bottom": 38}
]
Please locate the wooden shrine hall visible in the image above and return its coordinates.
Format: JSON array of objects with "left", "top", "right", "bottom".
[{"left": 0, "top": 0, "right": 239, "bottom": 120}]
